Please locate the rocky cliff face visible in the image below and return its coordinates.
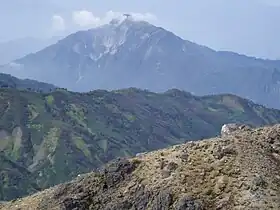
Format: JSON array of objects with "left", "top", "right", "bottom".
[{"left": 3, "top": 124, "right": 280, "bottom": 210}]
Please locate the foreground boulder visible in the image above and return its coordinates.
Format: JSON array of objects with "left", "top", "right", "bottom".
[
  {"left": 2, "top": 124, "right": 280, "bottom": 210},
  {"left": 220, "top": 123, "right": 251, "bottom": 137}
]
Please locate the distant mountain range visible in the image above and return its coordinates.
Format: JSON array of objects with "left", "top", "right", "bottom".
[
  {"left": 1, "top": 19, "right": 280, "bottom": 108},
  {"left": 0, "top": 37, "right": 61, "bottom": 65},
  {"left": 1, "top": 87, "right": 280, "bottom": 201}
]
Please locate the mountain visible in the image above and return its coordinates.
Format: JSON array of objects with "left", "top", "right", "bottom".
[
  {"left": 1, "top": 19, "right": 280, "bottom": 108},
  {"left": 0, "top": 152, "right": 40, "bottom": 201},
  {"left": 1, "top": 87, "right": 280, "bottom": 201},
  {"left": 0, "top": 36, "right": 61, "bottom": 65},
  {"left": 0, "top": 73, "right": 56, "bottom": 93},
  {"left": 3, "top": 124, "right": 280, "bottom": 209}
]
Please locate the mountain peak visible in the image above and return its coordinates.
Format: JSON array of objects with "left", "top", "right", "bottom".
[
  {"left": 2, "top": 18, "right": 280, "bottom": 108},
  {"left": 102, "top": 15, "right": 154, "bottom": 33},
  {"left": 103, "top": 13, "right": 153, "bottom": 30}
]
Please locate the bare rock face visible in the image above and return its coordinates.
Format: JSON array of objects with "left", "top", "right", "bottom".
[{"left": 221, "top": 123, "right": 251, "bottom": 137}]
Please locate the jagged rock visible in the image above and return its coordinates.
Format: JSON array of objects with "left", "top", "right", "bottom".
[
  {"left": 250, "top": 174, "right": 267, "bottom": 191},
  {"left": 215, "top": 196, "right": 230, "bottom": 210},
  {"left": 161, "top": 169, "right": 171, "bottom": 178},
  {"left": 180, "top": 152, "right": 189, "bottom": 162},
  {"left": 214, "top": 176, "right": 229, "bottom": 194},
  {"left": 166, "top": 162, "right": 178, "bottom": 171},
  {"left": 174, "top": 196, "right": 203, "bottom": 210},
  {"left": 220, "top": 123, "right": 251, "bottom": 137},
  {"left": 213, "top": 145, "right": 237, "bottom": 159},
  {"left": 135, "top": 152, "right": 148, "bottom": 157},
  {"left": 150, "top": 190, "right": 173, "bottom": 210}
]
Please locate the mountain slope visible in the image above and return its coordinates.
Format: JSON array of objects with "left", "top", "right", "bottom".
[
  {"left": 2, "top": 19, "right": 280, "bottom": 108},
  {"left": 0, "top": 37, "right": 61, "bottom": 65},
  {"left": 1, "top": 88, "right": 280, "bottom": 201},
  {"left": 3, "top": 124, "right": 280, "bottom": 209},
  {"left": 0, "top": 153, "right": 40, "bottom": 200},
  {"left": 0, "top": 73, "right": 56, "bottom": 93}
]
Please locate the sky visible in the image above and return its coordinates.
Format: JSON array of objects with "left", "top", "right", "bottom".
[{"left": 1, "top": 0, "right": 280, "bottom": 59}]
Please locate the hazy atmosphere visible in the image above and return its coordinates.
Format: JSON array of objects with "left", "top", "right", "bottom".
[
  {"left": 1, "top": 0, "right": 280, "bottom": 59},
  {"left": 3, "top": 1, "right": 280, "bottom": 209}
]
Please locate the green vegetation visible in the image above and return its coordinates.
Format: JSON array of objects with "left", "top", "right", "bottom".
[
  {"left": 1, "top": 88, "right": 280, "bottom": 201},
  {"left": 0, "top": 72, "right": 56, "bottom": 93},
  {"left": 73, "top": 136, "right": 91, "bottom": 159},
  {"left": 4, "top": 124, "right": 280, "bottom": 209},
  {"left": 45, "top": 95, "right": 54, "bottom": 105}
]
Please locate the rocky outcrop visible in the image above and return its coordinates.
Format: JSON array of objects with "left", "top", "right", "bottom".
[
  {"left": 220, "top": 123, "right": 251, "bottom": 137},
  {"left": 3, "top": 124, "right": 280, "bottom": 209}
]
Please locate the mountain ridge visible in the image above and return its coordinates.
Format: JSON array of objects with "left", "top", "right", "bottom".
[
  {"left": 0, "top": 36, "right": 61, "bottom": 65},
  {"left": 0, "top": 72, "right": 56, "bottom": 93},
  {"left": 1, "top": 87, "right": 280, "bottom": 201},
  {"left": 2, "top": 19, "right": 280, "bottom": 108},
  {"left": 2, "top": 124, "right": 280, "bottom": 209}
]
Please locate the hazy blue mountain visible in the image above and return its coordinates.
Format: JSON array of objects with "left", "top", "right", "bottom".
[
  {"left": 0, "top": 36, "right": 61, "bottom": 65},
  {"left": 2, "top": 19, "right": 280, "bottom": 108}
]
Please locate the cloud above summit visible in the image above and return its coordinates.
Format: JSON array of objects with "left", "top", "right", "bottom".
[
  {"left": 72, "top": 11, "right": 101, "bottom": 27},
  {"left": 71, "top": 10, "right": 157, "bottom": 28},
  {"left": 51, "top": 15, "right": 66, "bottom": 32}
]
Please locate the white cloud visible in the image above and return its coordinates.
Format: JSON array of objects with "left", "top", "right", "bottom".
[
  {"left": 129, "top": 12, "right": 157, "bottom": 22},
  {"left": 71, "top": 10, "right": 157, "bottom": 29},
  {"left": 72, "top": 10, "right": 101, "bottom": 27},
  {"left": 52, "top": 15, "right": 66, "bottom": 32},
  {"left": 104, "top": 11, "right": 158, "bottom": 23}
]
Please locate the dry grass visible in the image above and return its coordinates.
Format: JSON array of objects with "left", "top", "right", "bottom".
[{"left": 3, "top": 125, "right": 280, "bottom": 209}]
